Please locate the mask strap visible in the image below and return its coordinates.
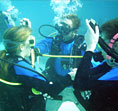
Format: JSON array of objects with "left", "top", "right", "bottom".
[
  {"left": 109, "top": 33, "right": 118, "bottom": 48},
  {"left": 3, "top": 39, "right": 25, "bottom": 50},
  {"left": 106, "top": 33, "right": 118, "bottom": 59}
]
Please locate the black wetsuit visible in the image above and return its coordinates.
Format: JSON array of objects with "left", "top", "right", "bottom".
[
  {"left": 74, "top": 51, "right": 118, "bottom": 111},
  {"left": 0, "top": 56, "right": 72, "bottom": 111}
]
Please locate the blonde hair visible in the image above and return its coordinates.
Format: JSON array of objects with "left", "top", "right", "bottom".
[{"left": 0, "top": 26, "right": 32, "bottom": 76}]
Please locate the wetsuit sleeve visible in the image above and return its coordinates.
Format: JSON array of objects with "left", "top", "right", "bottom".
[
  {"left": 74, "top": 51, "right": 112, "bottom": 90},
  {"left": 35, "top": 38, "right": 52, "bottom": 54},
  {"left": 14, "top": 61, "right": 70, "bottom": 97},
  {"left": 0, "top": 12, "right": 12, "bottom": 36}
]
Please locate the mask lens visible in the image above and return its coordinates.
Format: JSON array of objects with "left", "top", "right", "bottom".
[
  {"left": 29, "top": 40, "right": 34, "bottom": 44},
  {"left": 55, "top": 22, "right": 71, "bottom": 35},
  {"left": 29, "top": 35, "right": 35, "bottom": 48}
]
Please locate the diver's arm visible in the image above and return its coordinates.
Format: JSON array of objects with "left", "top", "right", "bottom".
[
  {"left": 17, "top": 75, "right": 71, "bottom": 97},
  {"left": 35, "top": 38, "right": 53, "bottom": 54},
  {"left": 2, "top": 11, "right": 15, "bottom": 27},
  {"left": 13, "top": 60, "right": 69, "bottom": 97},
  {"left": 74, "top": 19, "right": 112, "bottom": 90},
  {"left": 74, "top": 51, "right": 112, "bottom": 90},
  {"left": 0, "top": 12, "right": 12, "bottom": 35}
]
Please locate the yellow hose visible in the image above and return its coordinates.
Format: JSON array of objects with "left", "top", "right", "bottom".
[
  {"left": 41, "top": 54, "right": 83, "bottom": 58},
  {"left": 0, "top": 78, "right": 22, "bottom": 85}
]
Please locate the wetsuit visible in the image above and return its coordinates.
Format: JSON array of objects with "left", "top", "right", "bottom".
[
  {"left": 0, "top": 56, "right": 72, "bottom": 111},
  {"left": 35, "top": 35, "right": 86, "bottom": 111},
  {"left": 74, "top": 51, "right": 118, "bottom": 111},
  {"left": 35, "top": 35, "right": 85, "bottom": 82}
]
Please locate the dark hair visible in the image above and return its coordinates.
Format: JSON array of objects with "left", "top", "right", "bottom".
[{"left": 100, "top": 18, "right": 118, "bottom": 40}]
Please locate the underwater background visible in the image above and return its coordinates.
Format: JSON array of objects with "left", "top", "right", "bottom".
[
  {"left": 12, "top": 0, "right": 118, "bottom": 70},
  {"left": 1, "top": 0, "right": 117, "bottom": 40},
  {"left": 11, "top": 0, "right": 118, "bottom": 38},
  {"left": 0, "top": 0, "right": 118, "bottom": 111},
  {"left": 0, "top": 0, "right": 118, "bottom": 72}
]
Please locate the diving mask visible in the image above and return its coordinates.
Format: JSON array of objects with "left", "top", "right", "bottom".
[
  {"left": 29, "top": 35, "right": 35, "bottom": 48},
  {"left": 3, "top": 35, "right": 35, "bottom": 50},
  {"left": 55, "top": 22, "right": 76, "bottom": 35},
  {"left": 99, "top": 34, "right": 118, "bottom": 61}
]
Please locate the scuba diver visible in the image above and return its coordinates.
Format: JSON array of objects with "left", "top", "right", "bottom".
[
  {"left": 0, "top": 6, "right": 18, "bottom": 40},
  {"left": 36, "top": 14, "right": 86, "bottom": 82},
  {"left": 74, "top": 18, "right": 118, "bottom": 111},
  {"left": 35, "top": 14, "right": 86, "bottom": 111},
  {"left": 0, "top": 26, "right": 74, "bottom": 111}
]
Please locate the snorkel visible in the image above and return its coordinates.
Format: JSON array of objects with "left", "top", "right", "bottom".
[
  {"left": 99, "top": 34, "right": 118, "bottom": 62},
  {"left": 88, "top": 20, "right": 118, "bottom": 65},
  {"left": 99, "top": 33, "right": 118, "bottom": 67},
  {"left": 106, "top": 33, "right": 118, "bottom": 59},
  {"left": 89, "top": 20, "right": 118, "bottom": 64}
]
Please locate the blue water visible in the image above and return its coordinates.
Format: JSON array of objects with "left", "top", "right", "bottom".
[
  {"left": 12, "top": 0, "right": 53, "bottom": 42},
  {"left": 12, "top": 0, "right": 118, "bottom": 38},
  {"left": 1, "top": 0, "right": 118, "bottom": 71},
  {"left": 0, "top": 0, "right": 118, "bottom": 110},
  {"left": 0, "top": 0, "right": 118, "bottom": 42}
]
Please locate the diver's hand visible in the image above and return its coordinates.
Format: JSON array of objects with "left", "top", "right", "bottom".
[
  {"left": 68, "top": 68, "right": 77, "bottom": 81},
  {"left": 20, "top": 18, "right": 31, "bottom": 28},
  {"left": 85, "top": 19, "right": 99, "bottom": 52}
]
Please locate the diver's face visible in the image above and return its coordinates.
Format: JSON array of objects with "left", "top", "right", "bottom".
[
  {"left": 62, "top": 19, "right": 77, "bottom": 42},
  {"left": 63, "top": 30, "right": 77, "bottom": 42},
  {"left": 24, "top": 37, "right": 32, "bottom": 57},
  {"left": 21, "top": 35, "right": 34, "bottom": 57},
  {"left": 112, "top": 41, "right": 118, "bottom": 53},
  {"left": 99, "top": 33, "right": 118, "bottom": 60}
]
